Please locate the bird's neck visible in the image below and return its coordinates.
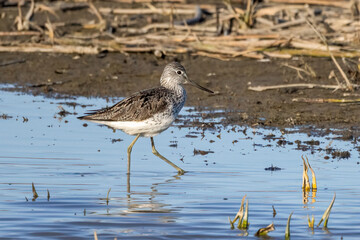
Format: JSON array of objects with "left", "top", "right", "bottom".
[
  {"left": 174, "top": 85, "right": 186, "bottom": 98},
  {"left": 171, "top": 85, "right": 187, "bottom": 111},
  {"left": 163, "top": 83, "right": 186, "bottom": 98}
]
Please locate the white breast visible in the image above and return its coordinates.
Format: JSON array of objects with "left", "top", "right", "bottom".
[{"left": 90, "top": 110, "right": 176, "bottom": 137}]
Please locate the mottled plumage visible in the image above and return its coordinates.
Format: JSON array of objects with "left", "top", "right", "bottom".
[
  {"left": 79, "top": 87, "right": 182, "bottom": 122},
  {"left": 78, "top": 62, "right": 213, "bottom": 174}
]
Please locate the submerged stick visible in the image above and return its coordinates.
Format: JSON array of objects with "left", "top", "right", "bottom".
[
  {"left": 255, "top": 223, "right": 275, "bottom": 236},
  {"left": 106, "top": 188, "right": 111, "bottom": 205},
  {"left": 32, "top": 182, "right": 38, "bottom": 199},
  {"left": 272, "top": 205, "right": 277, "bottom": 217},
  {"left": 317, "top": 193, "right": 336, "bottom": 228}
]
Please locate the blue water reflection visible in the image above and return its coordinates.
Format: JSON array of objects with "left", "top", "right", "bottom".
[{"left": 0, "top": 88, "right": 359, "bottom": 239}]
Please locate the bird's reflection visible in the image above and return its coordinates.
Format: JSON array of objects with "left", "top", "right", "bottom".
[{"left": 124, "top": 169, "right": 183, "bottom": 214}]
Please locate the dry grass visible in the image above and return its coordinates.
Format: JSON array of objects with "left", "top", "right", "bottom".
[{"left": 0, "top": 0, "right": 359, "bottom": 64}]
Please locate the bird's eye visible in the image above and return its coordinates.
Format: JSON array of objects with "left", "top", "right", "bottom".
[{"left": 176, "top": 70, "right": 182, "bottom": 75}]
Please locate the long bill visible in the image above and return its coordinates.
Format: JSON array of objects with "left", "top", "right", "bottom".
[{"left": 186, "top": 78, "right": 214, "bottom": 93}]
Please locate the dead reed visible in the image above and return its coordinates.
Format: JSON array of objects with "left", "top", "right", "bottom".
[{"left": 0, "top": 0, "right": 359, "bottom": 63}]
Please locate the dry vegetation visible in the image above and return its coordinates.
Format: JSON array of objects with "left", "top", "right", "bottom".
[
  {"left": 1, "top": 0, "right": 360, "bottom": 92},
  {"left": 1, "top": 0, "right": 360, "bottom": 57}
]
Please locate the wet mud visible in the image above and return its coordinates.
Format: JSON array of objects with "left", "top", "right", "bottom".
[{"left": 1, "top": 52, "right": 359, "bottom": 137}]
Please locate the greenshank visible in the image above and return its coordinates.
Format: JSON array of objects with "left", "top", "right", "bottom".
[{"left": 78, "top": 62, "right": 213, "bottom": 174}]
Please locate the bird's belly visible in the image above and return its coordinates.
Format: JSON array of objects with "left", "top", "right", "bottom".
[{"left": 91, "top": 112, "right": 176, "bottom": 137}]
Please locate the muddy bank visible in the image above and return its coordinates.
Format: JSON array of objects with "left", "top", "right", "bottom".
[{"left": 1, "top": 52, "right": 359, "bottom": 130}]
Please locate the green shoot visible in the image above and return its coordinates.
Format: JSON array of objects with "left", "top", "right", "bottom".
[
  {"left": 301, "top": 156, "right": 310, "bottom": 191},
  {"left": 285, "top": 212, "right": 293, "bottom": 240},
  {"left": 229, "top": 195, "right": 249, "bottom": 229},
  {"left": 236, "top": 195, "right": 246, "bottom": 229},
  {"left": 305, "top": 156, "right": 317, "bottom": 190},
  {"left": 240, "top": 199, "right": 249, "bottom": 229},
  {"left": 307, "top": 215, "right": 315, "bottom": 228},
  {"left": 229, "top": 217, "right": 235, "bottom": 229},
  {"left": 317, "top": 193, "right": 336, "bottom": 228}
]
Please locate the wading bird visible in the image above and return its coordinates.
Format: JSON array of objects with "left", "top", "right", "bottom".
[{"left": 78, "top": 62, "right": 213, "bottom": 174}]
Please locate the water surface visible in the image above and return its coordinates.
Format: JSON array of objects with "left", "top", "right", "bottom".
[{"left": 0, "top": 88, "right": 359, "bottom": 239}]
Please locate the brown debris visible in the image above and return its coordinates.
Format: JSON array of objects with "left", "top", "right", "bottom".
[{"left": 0, "top": 0, "right": 359, "bottom": 62}]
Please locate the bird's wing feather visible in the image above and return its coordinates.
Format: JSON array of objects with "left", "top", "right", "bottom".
[{"left": 78, "top": 87, "right": 172, "bottom": 122}]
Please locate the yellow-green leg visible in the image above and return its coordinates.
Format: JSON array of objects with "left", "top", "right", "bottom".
[
  {"left": 150, "top": 137, "right": 185, "bottom": 175},
  {"left": 127, "top": 134, "right": 140, "bottom": 175}
]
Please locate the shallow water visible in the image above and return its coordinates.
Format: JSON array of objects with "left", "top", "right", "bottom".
[{"left": 0, "top": 87, "right": 359, "bottom": 239}]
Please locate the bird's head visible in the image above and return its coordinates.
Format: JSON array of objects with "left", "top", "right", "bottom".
[{"left": 160, "top": 62, "right": 213, "bottom": 93}]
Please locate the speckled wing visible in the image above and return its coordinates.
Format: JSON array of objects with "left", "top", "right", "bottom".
[{"left": 78, "top": 87, "right": 172, "bottom": 122}]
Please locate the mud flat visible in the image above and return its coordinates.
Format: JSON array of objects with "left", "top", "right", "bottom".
[{"left": 1, "top": 52, "right": 360, "bottom": 134}]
